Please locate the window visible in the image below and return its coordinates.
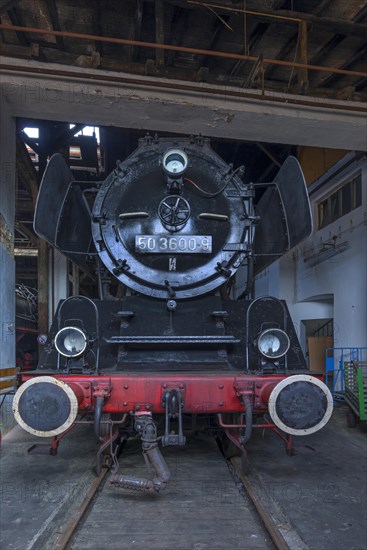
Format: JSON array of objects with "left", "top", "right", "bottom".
[
  {"left": 341, "top": 182, "right": 351, "bottom": 216},
  {"left": 318, "top": 172, "right": 362, "bottom": 229}
]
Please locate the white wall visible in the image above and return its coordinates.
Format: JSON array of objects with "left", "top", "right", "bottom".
[
  {"left": 48, "top": 249, "right": 68, "bottom": 326},
  {"left": 253, "top": 153, "right": 367, "bottom": 352}
]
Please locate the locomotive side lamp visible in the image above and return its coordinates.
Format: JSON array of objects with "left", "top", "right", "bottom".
[
  {"left": 55, "top": 326, "right": 88, "bottom": 358},
  {"left": 256, "top": 328, "right": 290, "bottom": 360},
  {"left": 162, "top": 149, "right": 188, "bottom": 177}
]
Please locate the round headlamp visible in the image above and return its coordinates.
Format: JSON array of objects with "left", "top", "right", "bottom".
[
  {"left": 162, "top": 149, "right": 188, "bottom": 177},
  {"left": 55, "top": 326, "right": 87, "bottom": 358},
  {"left": 257, "top": 328, "right": 290, "bottom": 360}
]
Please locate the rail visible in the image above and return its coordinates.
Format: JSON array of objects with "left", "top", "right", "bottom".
[{"left": 51, "top": 443, "right": 306, "bottom": 550}]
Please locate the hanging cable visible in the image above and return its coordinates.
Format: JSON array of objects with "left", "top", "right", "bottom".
[{"left": 184, "top": 165, "right": 244, "bottom": 198}]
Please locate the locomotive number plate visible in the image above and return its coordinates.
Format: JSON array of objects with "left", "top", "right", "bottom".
[{"left": 135, "top": 235, "right": 212, "bottom": 253}]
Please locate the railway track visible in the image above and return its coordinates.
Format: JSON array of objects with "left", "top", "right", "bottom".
[
  {"left": 228, "top": 458, "right": 309, "bottom": 550},
  {"left": 46, "top": 437, "right": 308, "bottom": 550}
]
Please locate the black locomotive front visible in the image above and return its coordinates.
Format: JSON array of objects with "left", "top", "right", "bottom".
[
  {"left": 13, "top": 134, "right": 333, "bottom": 488},
  {"left": 92, "top": 136, "right": 251, "bottom": 299}
]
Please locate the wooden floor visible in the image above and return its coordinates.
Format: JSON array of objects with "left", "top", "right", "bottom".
[{"left": 70, "top": 437, "right": 273, "bottom": 550}]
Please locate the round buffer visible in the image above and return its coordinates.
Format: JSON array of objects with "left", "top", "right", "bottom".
[
  {"left": 13, "top": 376, "right": 79, "bottom": 437},
  {"left": 268, "top": 374, "right": 333, "bottom": 436}
]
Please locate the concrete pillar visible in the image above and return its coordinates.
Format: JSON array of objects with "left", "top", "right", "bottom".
[{"left": 0, "top": 97, "right": 16, "bottom": 433}]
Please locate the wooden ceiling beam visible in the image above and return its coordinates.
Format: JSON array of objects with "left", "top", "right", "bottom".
[
  {"left": 319, "top": 44, "right": 367, "bottom": 88},
  {"left": 309, "top": 34, "right": 346, "bottom": 69},
  {"left": 313, "top": 0, "right": 334, "bottom": 16},
  {"left": 229, "top": 0, "right": 284, "bottom": 78},
  {"left": 16, "top": 200, "right": 35, "bottom": 212},
  {"left": 175, "top": 1, "right": 367, "bottom": 38},
  {"left": 291, "top": 1, "right": 367, "bottom": 89},
  {"left": 14, "top": 221, "right": 37, "bottom": 247},
  {"left": 93, "top": 2, "right": 103, "bottom": 56},
  {"left": 353, "top": 4, "right": 367, "bottom": 23},
  {"left": 230, "top": 22, "right": 269, "bottom": 78},
  {"left": 47, "top": 0, "right": 65, "bottom": 51},
  {"left": 7, "top": 6, "right": 29, "bottom": 47},
  {"left": 166, "top": 6, "right": 187, "bottom": 66},
  {"left": 0, "top": 0, "right": 22, "bottom": 16},
  {"left": 258, "top": 162, "right": 277, "bottom": 184},
  {"left": 52, "top": 123, "right": 86, "bottom": 149},
  {"left": 355, "top": 77, "right": 367, "bottom": 91},
  {"left": 197, "top": 15, "right": 229, "bottom": 69},
  {"left": 155, "top": 0, "right": 165, "bottom": 67},
  {"left": 19, "top": 131, "right": 40, "bottom": 154},
  {"left": 288, "top": 33, "right": 346, "bottom": 90},
  {"left": 298, "top": 20, "right": 308, "bottom": 93},
  {"left": 1, "top": 39, "right": 365, "bottom": 102},
  {"left": 264, "top": 32, "right": 298, "bottom": 79},
  {"left": 229, "top": 0, "right": 284, "bottom": 83},
  {"left": 129, "top": 0, "right": 144, "bottom": 62},
  {"left": 241, "top": 54, "right": 264, "bottom": 89},
  {"left": 255, "top": 142, "right": 281, "bottom": 168},
  {"left": 1, "top": 22, "right": 366, "bottom": 80}
]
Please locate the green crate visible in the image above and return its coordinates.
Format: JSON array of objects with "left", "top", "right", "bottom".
[{"left": 344, "top": 361, "right": 367, "bottom": 421}]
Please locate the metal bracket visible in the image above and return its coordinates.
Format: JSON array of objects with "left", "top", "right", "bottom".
[
  {"left": 112, "top": 258, "right": 130, "bottom": 275},
  {"left": 234, "top": 382, "right": 254, "bottom": 398},
  {"left": 116, "top": 310, "right": 135, "bottom": 319},
  {"left": 93, "top": 383, "right": 111, "bottom": 399},
  {"left": 161, "top": 387, "right": 186, "bottom": 446},
  {"left": 133, "top": 403, "right": 153, "bottom": 412},
  {"left": 223, "top": 243, "right": 248, "bottom": 252},
  {"left": 211, "top": 310, "right": 228, "bottom": 329},
  {"left": 215, "top": 261, "right": 232, "bottom": 277}
]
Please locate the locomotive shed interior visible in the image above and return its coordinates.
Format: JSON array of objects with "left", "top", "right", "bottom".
[{"left": 0, "top": 1, "right": 366, "bottom": 550}]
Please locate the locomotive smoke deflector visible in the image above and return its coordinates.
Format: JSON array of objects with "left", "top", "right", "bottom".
[
  {"left": 253, "top": 156, "right": 312, "bottom": 274},
  {"left": 33, "top": 153, "right": 95, "bottom": 277}
]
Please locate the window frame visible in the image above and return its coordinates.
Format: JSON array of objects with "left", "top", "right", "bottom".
[{"left": 317, "top": 171, "right": 362, "bottom": 230}]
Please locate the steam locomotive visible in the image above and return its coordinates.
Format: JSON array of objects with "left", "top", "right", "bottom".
[{"left": 13, "top": 135, "right": 333, "bottom": 492}]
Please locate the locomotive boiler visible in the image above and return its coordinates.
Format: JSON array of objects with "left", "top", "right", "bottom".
[{"left": 13, "top": 135, "right": 333, "bottom": 491}]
